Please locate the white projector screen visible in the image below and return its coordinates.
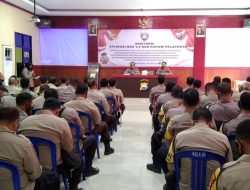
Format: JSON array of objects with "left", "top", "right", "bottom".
[
  {"left": 205, "top": 28, "right": 250, "bottom": 67},
  {"left": 40, "top": 29, "right": 88, "bottom": 66}
]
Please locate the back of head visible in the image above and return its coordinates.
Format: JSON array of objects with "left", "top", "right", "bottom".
[
  {"left": 69, "top": 78, "right": 80, "bottom": 87},
  {"left": 192, "top": 108, "right": 212, "bottom": 123},
  {"left": 100, "top": 78, "right": 109, "bottom": 87},
  {"left": 205, "top": 82, "right": 216, "bottom": 93},
  {"left": 16, "top": 93, "right": 33, "bottom": 106},
  {"left": 43, "top": 98, "right": 61, "bottom": 110},
  {"left": 193, "top": 79, "right": 202, "bottom": 89},
  {"left": 49, "top": 76, "right": 57, "bottom": 84},
  {"left": 240, "top": 92, "right": 250, "bottom": 111},
  {"left": 87, "top": 79, "right": 97, "bottom": 88},
  {"left": 39, "top": 84, "right": 50, "bottom": 94},
  {"left": 186, "top": 76, "right": 194, "bottom": 86},
  {"left": 20, "top": 77, "right": 30, "bottom": 89},
  {"left": 165, "top": 81, "right": 176, "bottom": 92},
  {"left": 241, "top": 82, "right": 250, "bottom": 91},
  {"left": 217, "top": 82, "right": 232, "bottom": 96},
  {"left": 0, "top": 107, "right": 19, "bottom": 122},
  {"left": 222, "top": 77, "right": 231, "bottom": 84},
  {"left": 76, "top": 83, "right": 88, "bottom": 95},
  {"left": 183, "top": 88, "right": 199, "bottom": 107},
  {"left": 246, "top": 76, "right": 250, "bottom": 83},
  {"left": 172, "top": 85, "right": 183, "bottom": 98},
  {"left": 40, "top": 76, "right": 48, "bottom": 84},
  {"left": 8, "top": 76, "right": 18, "bottom": 86},
  {"left": 157, "top": 75, "right": 165, "bottom": 84},
  {"left": 44, "top": 88, "right": 59, "bottom": 100},
  {"left": 60, "top": 77, "right": 68, "bottom": 84},
  {"left": 236, "top": 119, "right": 250, "bottom": 143},
  {"left": 108, "top": 79, "right": 116, "bottom": 87},
  {"left": 213, "top": 76, "right": 221, "bottom": 84}
]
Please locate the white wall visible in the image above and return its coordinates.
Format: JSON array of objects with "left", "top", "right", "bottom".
[{"left": 0, "top": 1, "right": 40, "bottom": 74}]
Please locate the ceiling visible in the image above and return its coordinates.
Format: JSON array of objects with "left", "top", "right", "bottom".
[{"left": 5, "top": 0, "right": 250, "bottom": 16}]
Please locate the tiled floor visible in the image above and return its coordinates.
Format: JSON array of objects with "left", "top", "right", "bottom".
[{"left": 79, "top": 98, "right": 165, "bottom": 190}]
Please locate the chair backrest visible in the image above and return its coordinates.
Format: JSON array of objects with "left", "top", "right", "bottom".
[
  {"left": 77, "top": 111, "right": 93, "bottom": 134},
  {"left": 32, "top": 108, "right": 41, "bottom": 115},
  {"left": 0, "top": 159, "right": 21, "bottom": 190},
  {"left": 94, "top": 103, "right": 105, "bottom": 120},
  {"left": 27, "top": 136, "right": 57, "bottom": 172},
  {"left": 68, "top": 123, "right": 81, "bottom": 153},
  {"left": 106, "top": 96, "right": 116, "bottom": 114},
  {"left": 174, "top": 150, "right": 226, "bottom": 190}
]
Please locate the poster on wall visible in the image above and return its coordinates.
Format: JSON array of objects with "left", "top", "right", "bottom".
[{"left": 98, "top": 29, "right": 194, "bottom": 67}]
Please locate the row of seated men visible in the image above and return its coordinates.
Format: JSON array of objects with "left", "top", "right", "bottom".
[
  {"left": 147, "top": 75, "right": 250, "bottom": 190},
  {"left": 0, "top": 72, "right": 125, "bottom": 190}
]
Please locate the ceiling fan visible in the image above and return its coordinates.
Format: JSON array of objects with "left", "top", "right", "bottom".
[{"left": 28, "top": 0, "right": 40, "bottom": 23}]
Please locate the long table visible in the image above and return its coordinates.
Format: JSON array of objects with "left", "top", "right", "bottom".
[{"left": 111, "top": 75, "right": 178, "bottom": 98}]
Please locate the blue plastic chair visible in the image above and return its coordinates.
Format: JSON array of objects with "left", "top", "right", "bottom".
[
  {"left": 174, "top": 150, "right": 226, "bottom": 190},
  {"left": 68, "top": 123, "right": 86, "bottom": 180},
  {"left": 106, "top": 96, "right": 117, "bottom": 114},
  {"left": 27, "top": 136, "right": 69, "bottom": 190},
  {"left": 95, "top": 103, "right": 106, "bottom": 120},
  {"left": 95, "top": 102, "right": 115, "bottom": 135},
  {"left": 77, "top": 111, "right": 100, "bottom": 159},
  {"left": 0, "top": 159, "right": 21, "bottom": 190}
]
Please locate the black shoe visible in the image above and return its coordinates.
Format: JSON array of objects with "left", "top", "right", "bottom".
[
  {"left": 104, "top": 147, "right": 115, "bottom": 155},
  {"left": 146, "top": 163, "right": 161, "bottom": 174},
  {"left": 100, "top": 138, "right": 112, "bottom": 142},
  {"left": 86, "top": 167, "right": 99, "bottom": 177}
]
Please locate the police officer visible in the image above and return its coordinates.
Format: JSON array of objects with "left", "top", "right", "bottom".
[
  {"left": 209, "top": 119, "right": 250, "bottom": 190},
  {"left": 199, "top": 82, "right": 218, "bottom": 108}
]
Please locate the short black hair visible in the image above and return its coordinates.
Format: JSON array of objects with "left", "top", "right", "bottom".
[
  {"left": 217, "top": 82, "right": 232, "bottom": 95},
  {"left": 246, "top": 76, "right": 250, "bottom": 82},
  {"left": 60, "top": 77, "right": 67, "bottom": 84},
  {"left": 193, "top": 79, "right": 202, "bottom": 88},
  {"left": 186, "top": 76, "right": 194, "bottom": 86},
  {"left": 87, "top": 79, "right": 97, "bottom": 88},
  {"left": 40, "top": 76, "right": 48, "bottom": 84},
  {"left": 0, "top": 107, "right": 19, "bottom": 122},
  {"left": 16, "top": 93, "right": 33, "bottom": 106},
  {"left": 213, "top": 76, "right": 221, "bottom": 84},
  {"left": 205, "top": 82, "right": 216, "bottom": 93},
  {"left": 100, "top": 78, "right": 109, "bottom": 87},
  {"left": 222, "top": 77, "right": 231, "bottom": 84},
  {"left": 240, "top": 92, "right": 250, "bottom": 111},
  {"left": 192, "top": 108, "right": 212, "bottom": 122},
  {"left": 49, "top": 76, "right": 57, "bottom": 84},
  {"left": 44, "top": 88, "right": 59, "bottom": 100},
  {"left": 39, "top": 84, "right": 50, "bottom": 94},
  {"left": 183, "top": 88, "right": 199, "bottom": 107},
  {"left": 165, "top": 81, "right": 176, "bottom": 92},
  {"left": 69, "top": 78, "right": 80, "bottom": 86},
  {"left": 236, "top": 119, "right": 250, "bottom": 143},
  {"left": 172, "top": 85, "right": 183, "bottom": 98},
  {"left": 20, "top": 78, "right": 30, "bottom": 88},
  {"left": 75, "top": 83, "right": 88, "bottom": 95},
  {"left": 108, "top": 79, "right": 117, "bottom": 87},
  {"left": 43, "top": 98, "right": 61, "bottom": 110},
  {"left": 157, "top": 75, "right": 165, "bottom": 84}
]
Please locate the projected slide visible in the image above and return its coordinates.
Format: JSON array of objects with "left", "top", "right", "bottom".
[
  {"left": 98, "top": 29, "right": 194, "bottom": 67},
  {"left": 205, "top": 28, "right": 250, "bottom": 67},
  {"left": 40, "top": 29, "right": 88, "bottom": 66}
]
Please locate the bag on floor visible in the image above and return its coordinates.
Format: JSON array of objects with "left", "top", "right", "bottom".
[{"left": 34, "top": 170, "right": 60, "bottom": 190}]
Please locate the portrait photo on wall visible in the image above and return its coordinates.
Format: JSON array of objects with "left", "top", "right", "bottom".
[
  {"left": 196, "top": 24, "right": 206, "bottom": 37},
  {"left": 88, "top": 23, "right": 97, "bottom": 36}
]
